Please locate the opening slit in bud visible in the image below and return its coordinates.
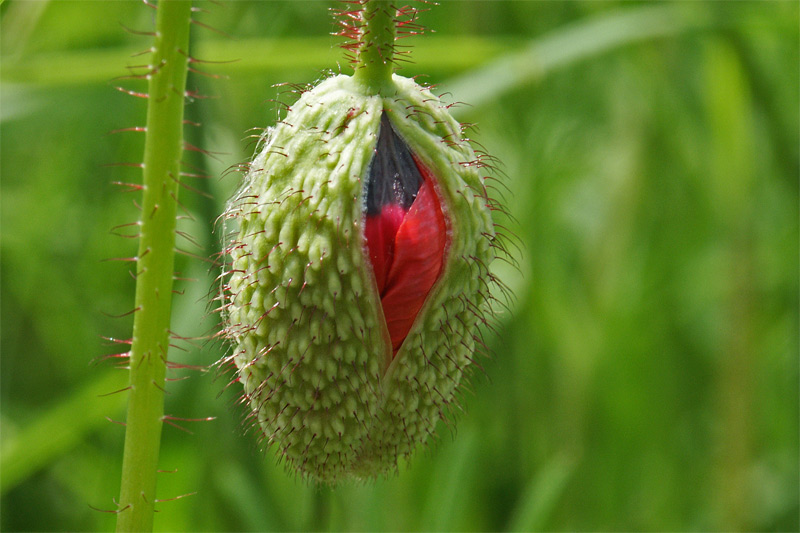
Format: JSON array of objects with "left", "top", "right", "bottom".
[{"left": 364, "top": 112, "right": 447, "bottom": 356}]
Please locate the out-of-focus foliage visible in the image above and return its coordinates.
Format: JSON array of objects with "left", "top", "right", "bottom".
[{"left": 1, "top": 1, "right": 797, "bottom": 531}]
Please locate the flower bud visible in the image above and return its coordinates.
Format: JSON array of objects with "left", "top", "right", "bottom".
[{"left": 223, "top": 73, "right": 496, "bottom": 482}]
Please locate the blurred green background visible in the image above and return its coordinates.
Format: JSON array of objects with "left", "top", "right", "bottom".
[{"left": 1, "top": 1, "right": 798, "bottom": 531}]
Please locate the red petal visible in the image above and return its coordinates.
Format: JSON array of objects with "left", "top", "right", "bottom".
[
  {"left": 380, "top": 175, "right": 447, "bottom": 354},
  {"left": 364, "top": 205, "right": 405, "bottom": 294}
]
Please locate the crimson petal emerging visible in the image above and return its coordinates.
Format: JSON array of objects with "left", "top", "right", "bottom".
[{"left": 364, "top": 112, "right": 447, "bottom": 355}]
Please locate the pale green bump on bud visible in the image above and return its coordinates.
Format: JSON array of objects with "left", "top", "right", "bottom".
[{"left": 223, "top": 72, "right": 496, "bottom": 483}]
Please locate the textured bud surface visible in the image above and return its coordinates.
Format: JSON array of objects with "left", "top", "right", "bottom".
[{"left": 223, "top": 73, "right": 496, "bottom": 482}]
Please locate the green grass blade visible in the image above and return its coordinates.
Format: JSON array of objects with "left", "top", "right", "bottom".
[
  {"left": 443, "top": 3, "right": 714, "bottom": 113},
  {"left": 0, "top": 370, "right": 128, "bottom": 494}
]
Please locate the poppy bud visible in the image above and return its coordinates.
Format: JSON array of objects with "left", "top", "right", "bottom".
[{"left": 223, "top": 58, "right": 497, "bottom": 483}]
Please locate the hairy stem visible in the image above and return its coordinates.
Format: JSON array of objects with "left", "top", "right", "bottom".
[
  {"left": 353, "top": 0, "right": 396, "bottom": 95},
  {"left": 115, "top": 1, "right": 191, "bottom": 531}
]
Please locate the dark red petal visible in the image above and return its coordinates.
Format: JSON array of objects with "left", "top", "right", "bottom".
[
  {"left": 364, "top": 205, "right": 405, "bottom": 294},
  {"left": 380, "top": 176, "right": 447, "bottom": 354}
]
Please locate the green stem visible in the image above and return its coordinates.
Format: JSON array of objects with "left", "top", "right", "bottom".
[
  {"left": 352, "top": 0, "right": 396, "bottom": 95},
  {"left": 115, "top": 1, "right": 191, "bottom": 531},
  {"left": 309, "top": 488, "right": 332, "bottom": 531}
]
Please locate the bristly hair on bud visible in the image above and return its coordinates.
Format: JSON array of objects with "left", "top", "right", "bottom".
[{"left": 217, "top": 0, "right": 511, "bottom": 484}]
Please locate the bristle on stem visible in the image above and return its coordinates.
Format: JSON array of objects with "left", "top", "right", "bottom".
[
  {"left": 352, "top": 0, "right": 396, "bottom": 95},
  {"left": 115, "top": 1, "right": 192, "bottom": 532}
]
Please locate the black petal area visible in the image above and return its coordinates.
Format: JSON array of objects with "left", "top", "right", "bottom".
[{"left": 365, "top": 111, "right": 424, "bottom": 216}]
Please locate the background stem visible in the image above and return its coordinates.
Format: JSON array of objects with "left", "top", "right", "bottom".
[
  {"left": 115, "top": 1, "right": 191, "bottom": 531},
  {"left": 353, "top": 0, "right": 395, "bottom": 95},
  {"left": 309, "top": 488, "right": 332, "bottom": 531}
]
